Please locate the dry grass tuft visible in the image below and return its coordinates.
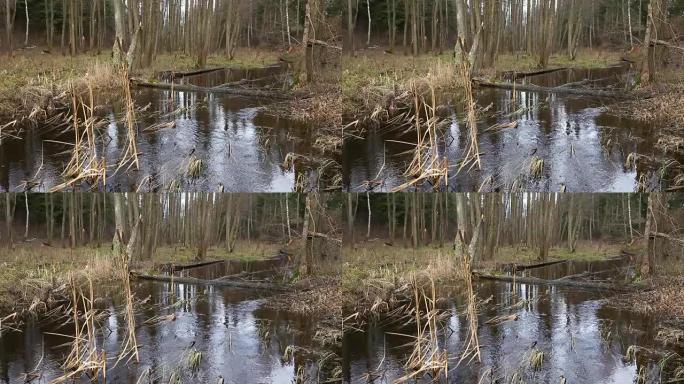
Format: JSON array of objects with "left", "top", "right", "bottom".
[
  {"left": 0, "top": 51, "right": 122, "bottom": 122},
  {"left": 617, "top": 275, "right": 684, "bottom": 322},
  {"left": 529, "top": 156, "right": 545, "bottom": 178},
  {"left": 342, "top": 50, "right": 465, "bottom": 121}
]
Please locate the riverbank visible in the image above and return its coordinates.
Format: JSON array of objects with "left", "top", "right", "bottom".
[
  {"left": 615, "top": 260, "right": 684, "bottom": 332},
  {"left": 0, "top": 47, "right": 293, "bottom": 124},
  {"left": 341, "top": 48, "right": 624, "bottom": 128},
  {"left": 0, "top": 245, "right": 117, "bottom": 326},
  {"left": 0, "top": 240, "right": 290, "bottom": 319},
  {"left": 609, "top": 68, "right": 684, "bottom": 190},
  {"left": 342, "top": 240, "right": 638, "bottom": 326}
]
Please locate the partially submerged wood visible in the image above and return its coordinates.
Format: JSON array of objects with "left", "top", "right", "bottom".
[
  {"left": 499, "top": 259, "right": 567, "bottom": 272},
  {"left": 473, "top": 78, "right": 629, "bottom": 99},
  {"left": 159, "top": 67, "right": 226, "bottom": 79},
  {"left": 473, "top": 271, "right": 646, "bottom": 292},
  {"left": 501, "top": 67, "right": 568, "bottom": 80},
  {"left": 131, "top": 272, "right": 290, "bottom": 292},
  {"left": 164, "top": 259, "right": 225, "bottom": 272},
  {"left": 130, "top": 78, "right": 307, "bottom": 100},
  {"left": 160, "top": 253, "right": 286, "bottom": 272}
]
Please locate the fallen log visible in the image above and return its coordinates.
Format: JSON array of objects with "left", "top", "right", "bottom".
[
  {"left": 473, "top": 78, "right": 629, "bottom": 99},
  {"left": 211, "top": 269, "right": 275, "bottom": 281},
  {"left": 473, "top": 271, "right": 647, "bottom": 292},
  {"left": 164, "top": 259, "right": 225, "bottom": 272},
  {"left": 505, "top": 259, "right": 567, "bottom": 271},
  {"left": 651, "top": 39, "right": 684, "bottom": 51},
  {"left": 308, "top": 231, "right": 343, "bottom": 243},
  {"left": 651, "top": 232, "right": 684, "bottom": 244},
  {"left": 130, "top": 78, "right": 307, "bottom": 99},
  {"left": 501, "top": 67, "right": 568, "bottom": 79},
  {"left": 211, "top": 76, "right": 274, "bottom": 89},
  {"left": 308, "top": 39, "right": 343, "bottom": 51},
  {"left": 160, "top": 67, "right": 226, "bottom": 79},
  {"left": 131, "top": 272, "right": 290, "bottom": 291}
]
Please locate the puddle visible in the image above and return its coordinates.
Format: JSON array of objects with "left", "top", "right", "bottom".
[
  {"left": 343, "top": 64, "right": 662, "bottom": 192},
  {"left": 342, "top": 258, "right": 683, "bottom": 383},
  {"left": 0, "top": 65, "right": 318, "bottom": 192}
]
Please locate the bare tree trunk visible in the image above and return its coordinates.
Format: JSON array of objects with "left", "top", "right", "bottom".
[
  {"left": 303, "top": 0, "right": 313, "bottom": 82},
  {"left": 112, "top": 0, "right": 126, "bottom": 64},
  {"left": 285, "top": 0, "right": 292, "bottom": 47},
  {"left": 68, "top": 0, "right": 76, "bottom": 55},
  {"left": 5, "top": 194, "right": 13, "bottom": 248},
  {"left": 285, "top": 194, "right": 292, "bottom": 241},
  {"left": 366, "top": 0, "right": 371, "bottom": 46},
  {"left": 347, "top": 0, "right": 354, "bottom": 52},
  {"left": 5, "top": 0, "right": 16, "bottom": 55},
  {"left": 301, "top": 194, "right": 312, "bottom": 275},
  {"left": 23, "top": 191, "right": 28, "bottom": 240},
  {"left": 640, "top": 193, "right": 659, "bottom": 278},
  {"left": 640, "top": 0, "right": 661, "bottom": 84},
  {"left": 366, "top": 192, "right": 371, "bottom": 239},
  {"left": 626, "top": 0, "right": 634, "bottom": 48},
  {"left": 411, "top": 0, "right": 417, "bottom": 55},
  {"left": 23, "top": 0, "right": 28, "bottom": 46}
]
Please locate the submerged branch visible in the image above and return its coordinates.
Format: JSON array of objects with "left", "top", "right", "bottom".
[
  {"left": 130, "top": 79, "right": 308, "bottom": 99},
  {"left": 473, "top": 272, "right": 647, "bottom": 292},
  {"left": 473, "top": 78, "right": 630, "bottom": 99},
  {"left": 130, "top": 272, "right": 290, "bottom": 291}
]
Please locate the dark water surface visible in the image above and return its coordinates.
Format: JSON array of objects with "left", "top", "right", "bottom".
[
  {"left": 0, "top": 278, "right": 333, "bottom": 384},
  {"left": 343, "top": 64, "right": 663, "bottom": 192},
  {"left": 0, "top": 65, "right": 316, "bottom": 192},
  {"left": 342, "top": 258, "right": 682, "bottom": 383}
]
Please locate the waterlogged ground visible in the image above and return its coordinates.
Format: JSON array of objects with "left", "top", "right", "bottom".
[
  {"left": 343, "top": 65, "right": 663, "bottom": 192},
  {"left": 342, "top": 258, "right": 683, "bottom": 383},
  {"left": 0, "top": 65, "right": 318, "bottom": 192},
  {"left": 0, "top": 279, "right": 337, "bottom": 384}
]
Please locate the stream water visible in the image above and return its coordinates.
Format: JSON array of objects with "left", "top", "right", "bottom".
[
  {"left": 342, "top": 257, "right": 683, "bottom": 383},
  {"left": 0, "top": 65, "right": 317, "bottom": 192},
  {"left": 0, "top": 262, "right": 338, "bottom": 383},
  {"left": 343, "top": 64, "right": 665, "bottom": 192}
]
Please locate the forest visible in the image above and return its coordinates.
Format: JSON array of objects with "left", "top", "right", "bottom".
[
  {"left": 0, "top": 192, "right": 683, "bottom": 383},
  {"left": 342, "top": 192, "right": 684, "bottom": 383},
  {"left": 0, "top": 0, "right": 343, "bottom": 192},
  {"left": 0, "top": 0, "right": 684, "bottom": 383},
  {"left": 342, "top": 0, "right": 684, "bottom": 193},
  {"left": 0, "top": 192, "right": 343, "bottom": 383}
]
